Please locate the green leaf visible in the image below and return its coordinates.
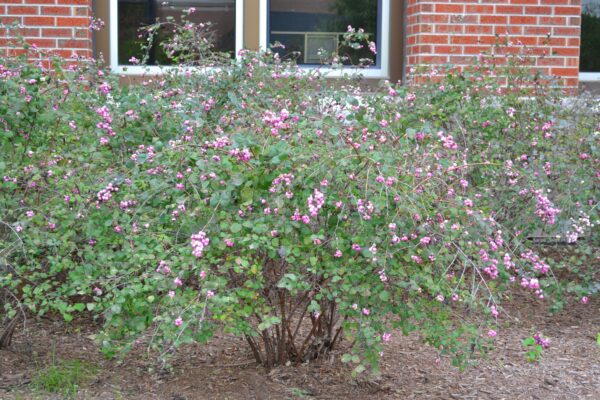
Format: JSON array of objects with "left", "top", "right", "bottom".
[
  {"left": 240, "top": 187, "right": 254, "bottom": 203},
  {"left": 257, "top": 316, "right": 281, "bottom": 331},
  {"left": 379, "top": 290, "right": 390, "bottom": 302},
  {"left": 353, "top": 364, "right": 366, "bottom": 374},
  {"left": 522, "top": 337, "right": 535, "bottom": 346},
  {"left": 230, "top": 223, "right": 242, "bottom": 233}
]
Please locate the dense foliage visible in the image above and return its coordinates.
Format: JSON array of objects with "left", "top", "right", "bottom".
[{"left": 0, "top": 22, "right": 598, "bottom": 373}]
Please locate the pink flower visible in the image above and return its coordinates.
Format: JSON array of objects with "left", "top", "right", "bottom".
[
  {"left": 378, "top": 270, "right": 388, "bottom": 282},
  {"left": 307, "top": 188, "right": 325, "bottom": 217},
  {"left": 533, "top": 332, "right": 550, "bottom": 348},
  {"left": 382, "top": 333, "right": 391, "bottom": 342},
  {"left": 411, "top": 255, "right": 422, "bottom": 264},
  {"left": 362, "top": 308, "right": 370, "bottom": 316},
  {"left": 191, "top": 231, "right": 210, "bottom": 258},
  {"left": 174, "top": 317, "right": 183, "bottom": 327},
  {"left": 490, "top": 305, "right": 499, "bottom": 318},
  {"left": 581, "top": 296, "right": 589, "bottom": 304},
  {"left": 488, "top": 329, "right": 497, "bottom": 338},
  {"left": 532, "top": 188, "right": 560, "bottom": 225}
]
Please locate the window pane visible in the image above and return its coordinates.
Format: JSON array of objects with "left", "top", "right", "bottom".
[
  {"left": 581, "top": 0, "right": 600, "bottom": 72},
  {"left": 269, "top": 0, "right": 379, "bottom": 66},
  {"left": 118, "top": 0, "right": 236, "bottom": 65}
]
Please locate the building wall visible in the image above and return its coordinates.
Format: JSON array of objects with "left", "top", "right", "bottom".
[
  {"left": 0, "top": 0, "right": 93, "bottom": 59},
  {"left": 404, "top": 0, "right": 582, "bottom": 87},
  {"left": 0, "top": 0, "right": 584, "bottom": 88}
]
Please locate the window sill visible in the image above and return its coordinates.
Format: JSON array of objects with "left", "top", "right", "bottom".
[
  {"left": 299, "top": 65, "right": 389, "bottom": 79},
  {"left": 579, "top": 72, "right": 600, "bottom": 82},
  {"left": 111, "top": 65, "right": 224, "bottom": 76},
  {"left": 111, "top": 64, "right": 389, "bottom": 79}
]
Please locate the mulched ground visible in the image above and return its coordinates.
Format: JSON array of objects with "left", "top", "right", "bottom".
[{"left": 1, "top": 294, "right": 599, "bottom": 399}]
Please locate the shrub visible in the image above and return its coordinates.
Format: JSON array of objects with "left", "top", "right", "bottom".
[{"left": 0, "top": 22, "right": 597, "bottom": 374}]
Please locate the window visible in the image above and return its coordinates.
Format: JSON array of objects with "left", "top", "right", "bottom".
[
  {"left": 259, "top": 0, "right": 390, "bottom": 78},
  {"left": 580, "top": 0, "right": 600, "bottom": 81},
  {"left": 110, "top": 0, "right": 244, "bottom": 74}
]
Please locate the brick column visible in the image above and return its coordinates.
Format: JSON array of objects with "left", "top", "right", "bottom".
[
  {"left": 405, "top": 0, "right": 582, "bottom": 88},
  {"left": 0, "top": 0, "right": 94, "bottom": 59}
]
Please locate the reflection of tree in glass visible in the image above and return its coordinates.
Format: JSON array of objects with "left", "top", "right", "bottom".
[
  {"left": 268, "top": 0, "right": 378, "bottom": 66},
  {"left": 581, "top": 2, "right": 600, "bottom": 72},
  {"left": 331, "top": 0, "right": 377, "bottom": 34},
  {"left": 329, "top": 0, "right": 378, "bottom": 66},
  {"left": 583, "top": 0, "right": 600, "bottom": 17},
  {"left": 118, "top": 3, "right": 147, "bottom": 64},
  {"left": 118, "top": 1, "right": 235, "bottom": 66}
]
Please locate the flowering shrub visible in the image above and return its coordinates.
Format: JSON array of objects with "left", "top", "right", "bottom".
[
  {"left": 0, "top": 24, "right": 598, "bottom": 373},
  {"left": 522, "top": 332, "right": 551, "bottom": 363}
]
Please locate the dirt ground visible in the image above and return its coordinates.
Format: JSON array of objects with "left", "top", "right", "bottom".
[{"left": 1, "top": 294, "right": 599, "bottom": 400}]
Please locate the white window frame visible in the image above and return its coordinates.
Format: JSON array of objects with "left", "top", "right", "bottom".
[
  {"left": 579, "top": 72, "right": 600, "bottom": 82},
  {"left": 259, "top": 0, "right": 390, "bottom": 79},
  {"left": 110, "top": 0, "right": 244, "bottom": 75}
]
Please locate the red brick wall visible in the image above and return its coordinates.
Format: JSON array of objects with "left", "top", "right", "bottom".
[
  {"left": 405, "top": 0, "right": 582, "bottom": 87},
  {"left": 0, "top": 0, "right": 94, "bottom": 59}
]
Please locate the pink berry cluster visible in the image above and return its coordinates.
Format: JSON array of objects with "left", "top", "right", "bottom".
[
  {"left": 95, "top": 105, "right": 115, "bottom": 145},
  {"left": 191, "top": 231, "right": 210, "bottom": 258},
  {"left": 96, "top": 183, "right": 118, "bottom": 204},
  {"left": 307, "top": 189, "right": 325, "bottom": 217},
  {"left": 532, "top": 188, "right": 560, "bottom": 225}
]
